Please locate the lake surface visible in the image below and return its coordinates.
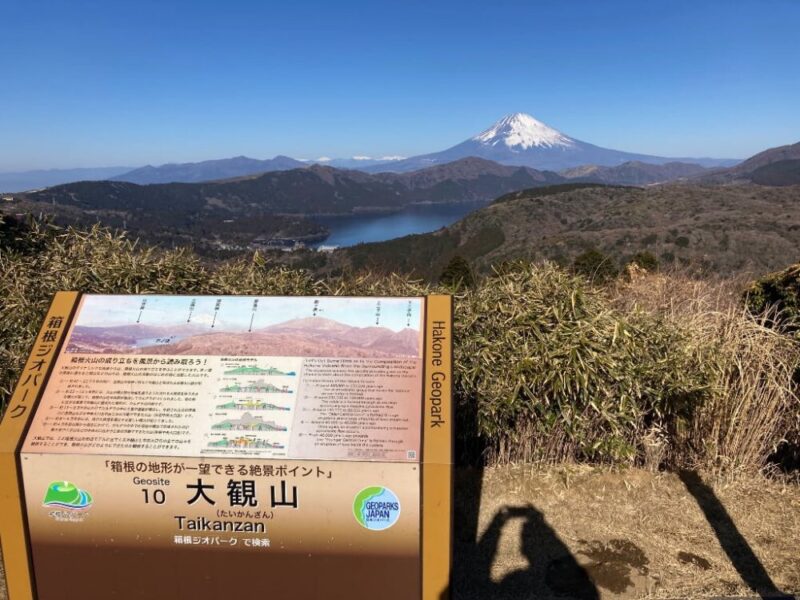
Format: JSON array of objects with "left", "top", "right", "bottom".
[{"left": 310, "top": 200, "right": 489, "bottom": 248}]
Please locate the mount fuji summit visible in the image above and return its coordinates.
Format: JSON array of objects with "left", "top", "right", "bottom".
[{"left": 366, "top": 113, "right": 736, "bottom": 172}]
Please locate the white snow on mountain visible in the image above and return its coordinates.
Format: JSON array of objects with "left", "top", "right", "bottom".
[
  {"left": 473, "top": 112, "right": 575, "bottom": 150},
  {"left": 300, "top": 155, "right": 406, "bottom": 164},
  {"left": 350, "top": 155, "right": 406, "bottom": 161}
]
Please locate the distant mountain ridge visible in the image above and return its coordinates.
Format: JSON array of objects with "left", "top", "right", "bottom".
[
  {"left": 112, "top": 155, "right": 306, "bottom": 184},
  {"left": 109, "top": 155, "right": 410, "bottom": 185},
  {"left": 2, "top": 111, "right": 746, "bottom": 189},
  {"left": 21, "top": 157, "right": 567, "bottom": 217}
]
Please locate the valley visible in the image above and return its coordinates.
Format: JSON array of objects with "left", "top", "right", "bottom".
[{"left": 1, "top": 156, "right": 565, "bottom": 255}]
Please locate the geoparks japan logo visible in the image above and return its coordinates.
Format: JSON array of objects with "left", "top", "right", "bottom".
[
  {"left": 352, "top": 486, "right": 401, "bottom": 531},
  {"left": 43, "top": 480, "right": 93, "bottom": 510}
]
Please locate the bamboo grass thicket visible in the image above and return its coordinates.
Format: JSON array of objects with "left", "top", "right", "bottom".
[{"left": 1, "top": 222, "right": 797, "bottom": 476}]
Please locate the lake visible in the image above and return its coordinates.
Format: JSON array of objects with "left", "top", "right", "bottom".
[{"left": 310, "top": 200, "right": 489, "bottom": 248}]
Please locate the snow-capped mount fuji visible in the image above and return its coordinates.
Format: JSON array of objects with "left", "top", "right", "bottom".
[
  {"left": 365, "top": 113, "right": 738, "bottom": 173},
  {"left": 473, "top": 113, "right": 576, "bottom": 150}
]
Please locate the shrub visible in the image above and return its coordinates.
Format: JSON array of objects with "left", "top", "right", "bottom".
[
  {"left": 572, "top": 249, "right": 619, "bottom": 284},
  {"left": 641, "top": 233, "right": 658, "bottom": 245},
  {"left": 627, "top": 251, "right": 659, "bottom": 272},
  {"left": 439, "top": 255, "right": 475, "bottom": 289},
  {"left": 744, "top": 262, "right": 800, "bottom": 332},
  {"left": 455, "top": 261, "right": 716, "bottom": 465},
  {"left": 614, "top": 271, "right": 800, "bottom": 477},
  {"left": 0, "top": 214, "right": 54, "bottom": 254},
  {"left": 742, "top": 262, "right": 800, "bottom": 473},
  {"left": 683, "top": 309, "right": 798, "bottom": 476}
]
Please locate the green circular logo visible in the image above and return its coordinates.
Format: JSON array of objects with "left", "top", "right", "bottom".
[{"left": 353, "top": 487, "right": 401, "bottom": 531}]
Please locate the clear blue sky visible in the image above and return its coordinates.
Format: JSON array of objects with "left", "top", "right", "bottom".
[{"left": 1, "top": 0, "right": 798, "bottom": 170}]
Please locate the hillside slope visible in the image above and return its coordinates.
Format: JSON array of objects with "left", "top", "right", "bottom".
[
  {"left": 749, "top": 159, "right": 800, "bottom": 186},
  {"left": 560, "top": 161, "right": 707, "bottom": 185},
  {"left": 333, "top": 183, "right": 800, "bottom": 277},
  {"left": 698, "top": 141, "right": 800, "bottom": 184}
]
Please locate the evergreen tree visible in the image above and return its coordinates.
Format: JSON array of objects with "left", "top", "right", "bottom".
[{"left": 440, "top": 255, "right": 475, "bottom": 288}]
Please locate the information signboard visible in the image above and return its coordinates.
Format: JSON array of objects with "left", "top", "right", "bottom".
[{"left": 0, "top": 292, "right": 452, "bottom": 600}]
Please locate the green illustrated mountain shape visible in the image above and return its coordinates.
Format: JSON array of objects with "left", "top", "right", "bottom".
[
  {"left": 43, "top": 481, "right": 93, "bottom": 509},
  {"left": 224, "top": 366, "right": 297, "bottom": 376},
  {"left": 353, "top": 486, "right": 384, "bottom": 527}
]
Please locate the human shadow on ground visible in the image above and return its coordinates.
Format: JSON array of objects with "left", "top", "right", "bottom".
[
  {"left": 444, "top": 467, "right": 599, "bottom": 600},
  {"left": 678, "top": 470, "right": 795, "bottom": 600}
]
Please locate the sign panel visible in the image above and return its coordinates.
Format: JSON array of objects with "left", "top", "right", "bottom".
[
  {"left": 0, "top": 293, "right": 452, "bottom": 600},
  {"left": 21, "top": 454, "right": 420, "bottom": 599}
]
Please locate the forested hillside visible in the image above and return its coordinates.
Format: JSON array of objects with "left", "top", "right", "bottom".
[{"left": 331, "top": 183, "right": 800, "bottom": 278}]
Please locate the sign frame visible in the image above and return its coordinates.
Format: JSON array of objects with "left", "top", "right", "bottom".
[{"left": 0, "top": 292, "right": 452, "bottom": 600}]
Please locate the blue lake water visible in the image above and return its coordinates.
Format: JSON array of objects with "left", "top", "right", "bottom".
[{"left": 310, "top": 200, "right": 490, "bottom": 248}]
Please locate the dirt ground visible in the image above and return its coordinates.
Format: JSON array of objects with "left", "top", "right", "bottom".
[
  {"left": 451, "top": 466, "right": 799, "bottom": 599},
  {"left": 1, "top": 466, "right": 798, "bottom": 600}
]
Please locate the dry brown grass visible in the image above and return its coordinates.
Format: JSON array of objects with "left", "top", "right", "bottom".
[{"left": 614, "top": 268, "right": 800, "bottom": 478}]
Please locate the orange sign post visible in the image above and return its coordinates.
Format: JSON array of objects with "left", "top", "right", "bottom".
[{"left": 0, "top": 293, "right": 452, "bottom": 600}]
